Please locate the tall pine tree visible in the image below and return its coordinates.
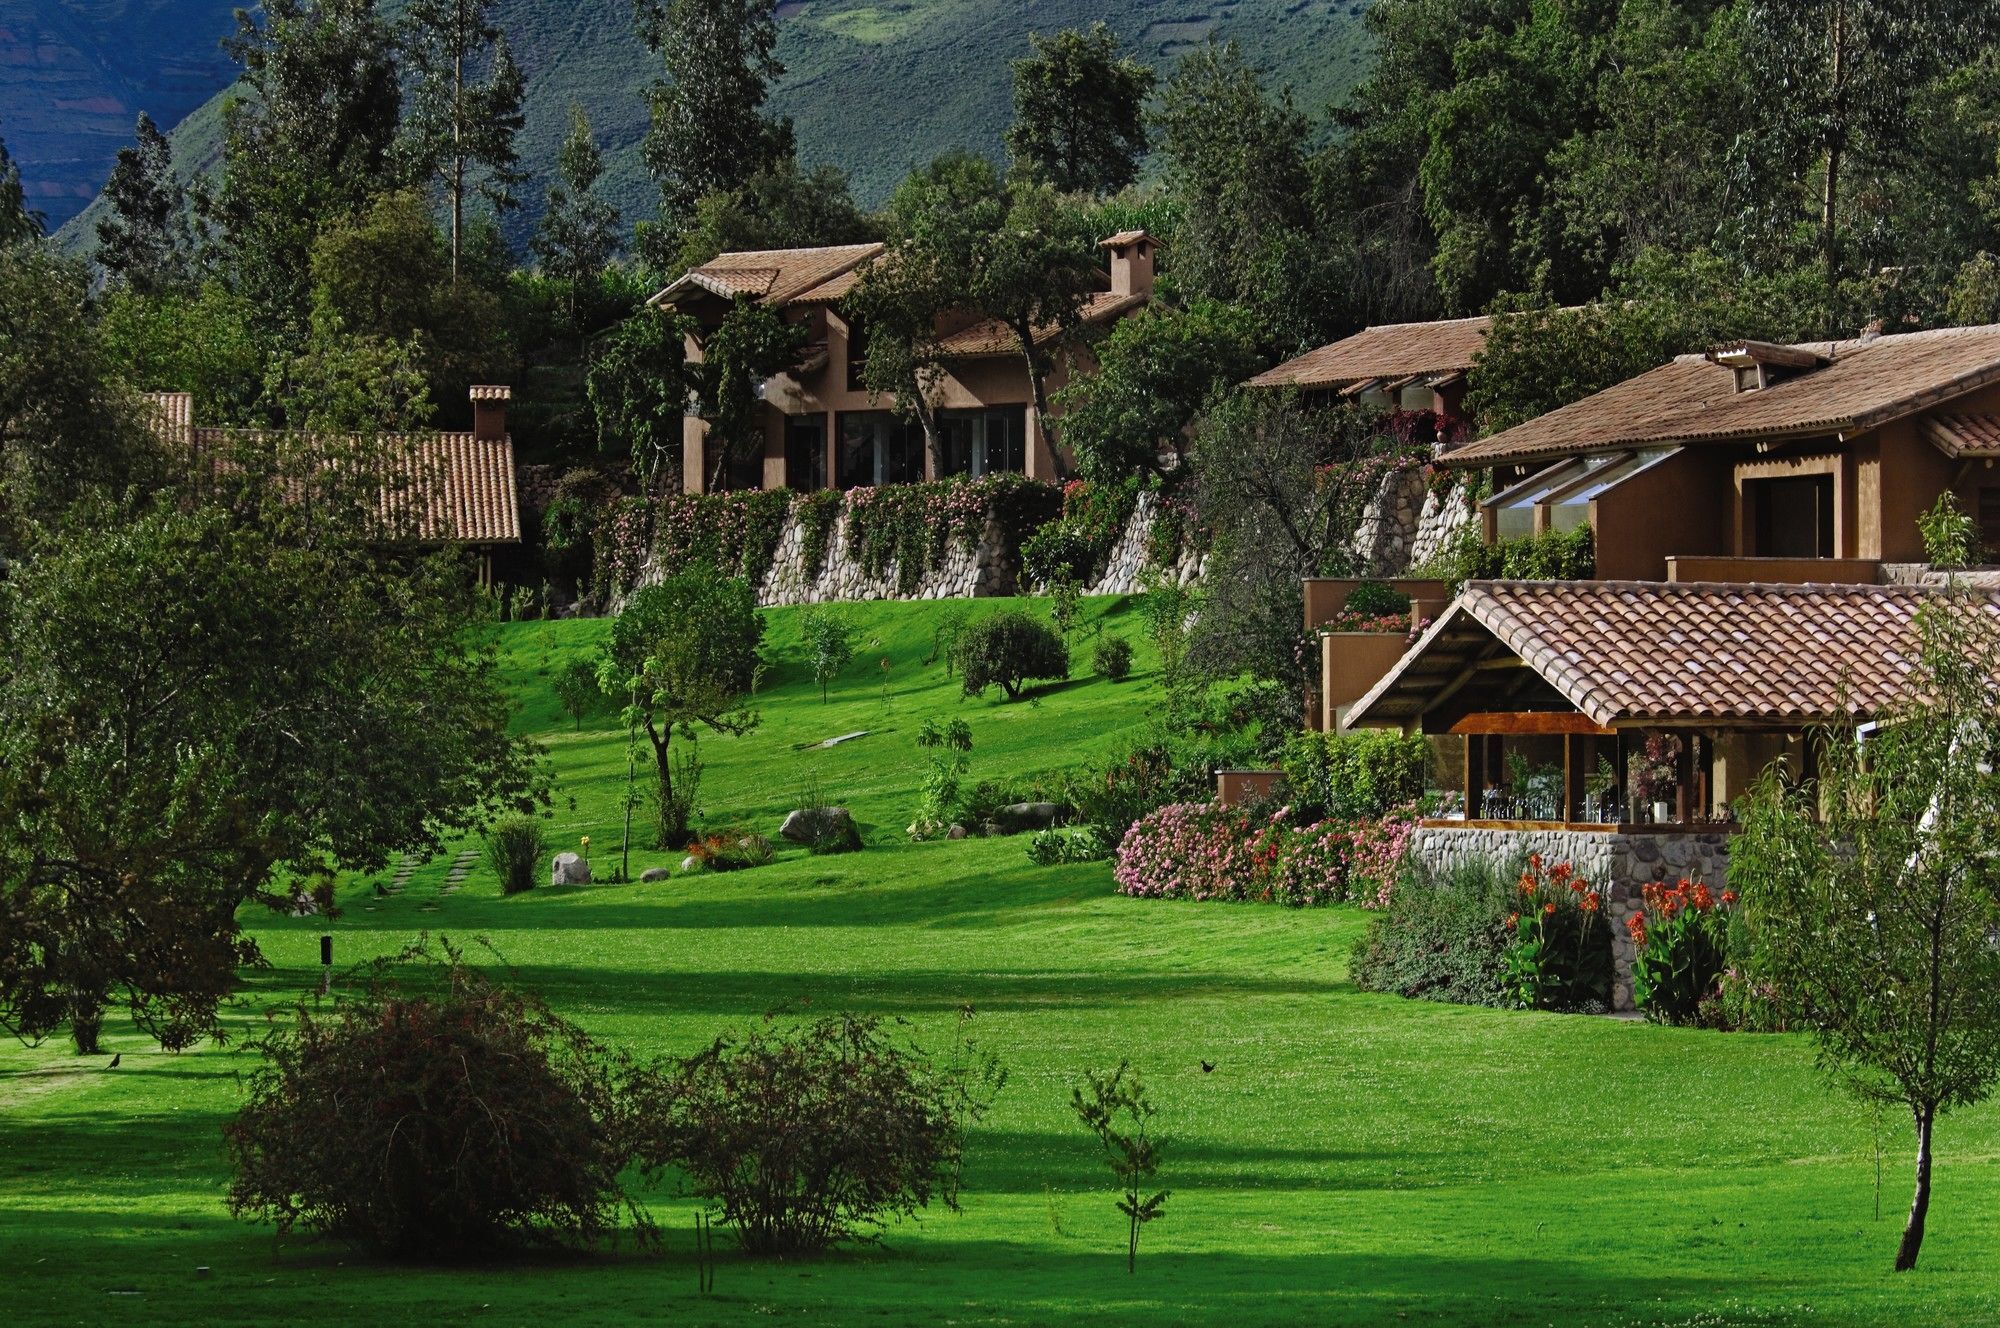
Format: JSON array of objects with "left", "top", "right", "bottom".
[
  {"left": 212, "top": 0, "right": 402, "bottom": 341},
  {"left": 96, "top": 114, "right": 193, "bottom": 295},
  {"left": 0, "top": 129, "right": 42, "bottom": 247},
  {"left": 634, "top": 0, "right": 794, "bottom": 266},
  {"left": 532, "top": 105, "right": 622, "bottom": 303},
  {"left": 400, "top": 0, "right": 527, "bottom": 282}
]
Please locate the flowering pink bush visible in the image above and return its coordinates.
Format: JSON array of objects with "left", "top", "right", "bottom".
[{"left": 1114, "top": 802, "right": 1418, "bottom": 909}]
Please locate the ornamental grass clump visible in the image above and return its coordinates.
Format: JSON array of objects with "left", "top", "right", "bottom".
[
  {"left": 484, "top": 814, "right": 548, "bottom": 895},
  {"left": 1628, "top": 877, "right": 1736, "bottom": 1025},
  {"left": 1500, "top": 855, "right": 1612, "bottom": 1011},
  {"left": 225, "top": 942, "right": 654, "bottom": 1259}
]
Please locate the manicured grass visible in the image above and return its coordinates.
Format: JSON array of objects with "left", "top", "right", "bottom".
[{"left": 4, "top": 597, "right": 1999, "bottom": 1326}]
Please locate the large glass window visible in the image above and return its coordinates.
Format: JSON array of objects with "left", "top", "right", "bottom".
[
  {"left": 937, "top": 408, "right": 1027, "bottom": 479},
  {"left": 844, "top": 317, "right": 869, "bottom": 392},
  {"left": 837, "top": 412, "right": 923, "bottom": 488},
  {"left": 785, "top": 416, "right": 827, "bottom": 490}
]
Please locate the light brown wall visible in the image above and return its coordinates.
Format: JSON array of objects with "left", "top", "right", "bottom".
[
  {"left": 1590, "top": 449, "right": 1731, "bottom": 580},
  {"left": 1729, "top": 446, "right": 1849, "bottom": 557},
  {"left": 1303, "top": 578, "right": 1451, "bottom": 633},
  {"left": 1873, "top": 418, "right": 1958, "bottom": 561}
]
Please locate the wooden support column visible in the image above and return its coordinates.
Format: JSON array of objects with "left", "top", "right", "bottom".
[
  {"left": 1562, "top": 732, "right": 1575, "bottom": 826},
  {"left": 1674, "top": 731, "right": 1694, "bottom": 825}
]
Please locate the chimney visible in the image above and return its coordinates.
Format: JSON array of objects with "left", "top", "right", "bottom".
[
  {"left": 1100, "top": 230, "right": 1158, "bottom": 300},
  {"left": 1704, "top": 341, "right": 1826, "bottom": 394},
  {"left": 470, "top": 385, "right": 512, "bottom": 442}
]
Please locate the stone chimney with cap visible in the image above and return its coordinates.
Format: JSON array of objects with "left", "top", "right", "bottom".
[
  {"left": 1100, "top": 230, "right": 1159, "bottom": 300},
  {"left": 470, "top": 385, "right": 512, "bottom": 442}
]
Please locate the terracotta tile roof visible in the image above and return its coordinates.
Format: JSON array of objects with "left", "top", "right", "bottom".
[
  {"left": 468, "top": 384, "right": 512, "bottom": 402},
  {"left": 1249, "top": 316, "right": 1493, "bottom": 390},
  {"left": 1099, "top": 229, "right": 1154, "bottom": 248},
  {"left": 144, "top": 395, "right": 519, "bottom": 544},
  {"left": 1923, "top": 412, "right": 2000, "bottom": 458},
  {"left": 788, "top": 267, "right": 863, "bottom": 304},
  {"left": 1348, "top": 579, "right": 2000, "bottom": 728},
  {"left": 1445, "top": 323, "right": 2000, "bottom": 467},
  {"left": 936, "top": 290, "right": 1148, "bottom": 358},
  {"left": 650, "top": 242, "right": 885, "bottom": 309}
]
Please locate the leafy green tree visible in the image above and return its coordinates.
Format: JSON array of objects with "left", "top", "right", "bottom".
[
  {"left": 1007, "top": 24, "right": 1155, "bottom": 196},
  {"left": 690, "top": 298, "right": 806, "bottom": 490},
  {"left": 1071, "top": 1061, "right": 1168, "bottom": 1273},
  {"left": 298, "top": 190, "right": 515, "bottom": 415},
  {"left": 1154, "top": 41, "right": 1340, "bottom": 352},
  {"left": 95, "top": 284, "right": 267, "bottom": 425},
  {"left": 267, "top": 317, "right": 434, "bottom": 434},
  {"left": 400, "top": 0, "right": 528, "bottom": 282},
  {"left": 606, "top": 567, "right": 764, "bottom": 846},
  {"left": 1732, "top": 497, "right": 2000, "bottom": 1272},
  {"left": 0, "top": 247, "right": 160, "bottom": 551},
  {"left": 532, "top": 105, "right": 623, "bottom": 319},
  {"left": 1750, "top": 0, "right": 1999, "bottom": 292},
  {"left": 672, "top": 159, "right": 876, "bottom": 272},
  {"left": 554, "top": 655, "right": 601, "bottom": 731},
  {"left": 1053, "top": 299, "right": 1262, "bottom": 481},
  {"left": 799, "top": 606, "right": 855, "bottom": 703},
  {"left": 212, "top": 0, "right": 403, "bottom": 340},
  {"left": 1465, "top": 250, "right": 1827, "bottom": 432},
  {"left": 0, "top": 475, "right": 545, "bottom": 1052},
  {"left": 635, "top": 0, "right": 795, "bottom": 264},
  {"left": 95, "top": 114, "right": 194, "bottom": 295},
  {"left": 587, "top": 306, "right": 693, "bottom": 489},
  {"left": 0, "top": 130, "right": 41, "bottom": 247}
]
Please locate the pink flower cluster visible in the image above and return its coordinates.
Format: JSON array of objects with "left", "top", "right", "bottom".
[{"left": 1113, "top": 802, "right": 1418, "bottom": 909}]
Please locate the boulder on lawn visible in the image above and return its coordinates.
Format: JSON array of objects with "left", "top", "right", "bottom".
[
  {"left": 640, "top": 867, "right": 672, "bottom": 883},
  {"left": 779, "top": 805, "right": 861, "bottom": 853},
  {"left": 551, "top": 852, "right": 591, "bottom": 887},
  {"left": 946, "top": 824, "right": 968, "bottom": 841},
  {"left": 996, "top": 802, "right": 1064, "bottom": 834}
]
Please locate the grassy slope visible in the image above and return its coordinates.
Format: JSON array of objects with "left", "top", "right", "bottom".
[
  {"left": 4, "top": 596, "right": 2000, "bottom": 1327},
  {"left": 48, "top": 0, "right": 1375, "bottom": 251}
]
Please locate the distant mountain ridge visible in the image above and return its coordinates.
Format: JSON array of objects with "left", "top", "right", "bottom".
[{"left": 20, "top": 0, "right": 1374, "bottom": 253}]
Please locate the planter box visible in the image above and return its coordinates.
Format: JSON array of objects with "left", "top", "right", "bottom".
[
  {"left": 1215, "top": 769, "right": 1284, "bottom": 807},
  {"left": 1321, "top": 631, "right": 1417, "bottom": 732}
]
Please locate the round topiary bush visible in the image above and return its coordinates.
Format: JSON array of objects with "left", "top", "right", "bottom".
[
  {"left": 952, "top": 610, "right": 1069, "bottom": 701},
  {"left": 1092, "top": 635, "right": 1133, "bottom": 681},
  {"left": 224, "top": 944, "right": 652, "bottom": 1258}
]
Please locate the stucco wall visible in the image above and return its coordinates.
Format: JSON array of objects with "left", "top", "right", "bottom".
[{"left": 1409, "top": 825, "right": 1732, "bottom": 1012}]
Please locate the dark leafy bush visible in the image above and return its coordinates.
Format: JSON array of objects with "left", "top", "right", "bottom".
[
  {"left": 485, "top": 814, "right": 549, "bottom": 895},
  {"left": 1342, "top": 580, "right": 1411, "bottom": 618},
  {"left": 1093, "top": 635, "right": 1133, "bottom": 680},
  {"left": 637, "top": 1014, "right": 1003, "bottom": 1256},
  {"left": 953, "top": 611, "right": 1069, "bottom": 701},
  {"left": 225, "top": 944, "right": 652, "bottom": 1257},
  {"left": 1026, "top": 826, "right": 1112, "bottom": 865},
  {"left": 1350, "top": 859, "right": 1518, "bottom": 1007},
  {"left": 1279, "top": 730, "right": 1431, "bottom": 822}
]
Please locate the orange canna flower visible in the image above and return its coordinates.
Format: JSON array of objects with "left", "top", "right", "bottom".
[{"left": 1543, "top": 901, "right": 1557, "bottom": 916}]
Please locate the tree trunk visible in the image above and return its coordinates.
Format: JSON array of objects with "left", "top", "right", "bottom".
[
  {"left": 69, "top": 997, "right": 104, "bottom": 1056},
  {"left": 1819, "top": 0, "right": 1847, "bottom": 300},
  {"left": 1013, "top": 323, "right": 1062, "bottom": 480},
  {"left": 1896, "top": 1105, "right": 1934, "bottom": 1271},
  {"left": 451, "top": 41, "right": 465, "bottom": 284},
  {"left": 646, "top": 721, "right": 678, "bottom": 848}
]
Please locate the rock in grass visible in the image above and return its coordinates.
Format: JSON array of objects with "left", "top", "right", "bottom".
[
  {"left": 551, "top": 852, "right": 591, "bottom": 886},
  {"left": 946, "top": 824, "right": 968, "bottom": 841},
  {"left": 640, "top": 867, "right": 672, "bottom": 883},
  {"left": 780, "top": 806, "right": 861, "bottom": 852},
  {"left": 996, "top": 802, "right": 1064, "bottom": 834}
]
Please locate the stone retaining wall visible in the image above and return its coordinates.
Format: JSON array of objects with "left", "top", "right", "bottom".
[{"left": 1409, "top": 825, "right": 1732, "bottom": 1011}]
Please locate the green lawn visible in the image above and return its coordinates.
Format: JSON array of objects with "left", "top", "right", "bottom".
[{"left": 4, "top": 597, "right": 1999, "bottom": 1327}]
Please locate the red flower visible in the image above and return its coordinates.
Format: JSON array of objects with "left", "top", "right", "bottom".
[
  {"left": 1527, "top": 853, "right": 1544, "bottom": 871},
  {"left": 1626, "top": 913, "right": 1648, "bottom": 944},
  {"left": 1580, "top": 890, "right": 1601, "bottom": 914},
  {"left": 1543, "top": 901, "right": 1557, "bottom": 916},
  {"left": 1690, "top": 883, "right": 1715, "bottom": 912},
  {"left": 1505, "top": 912, "right": 1519, "bottom": 932},
  {"left": 1720, "top": 889, "right": 1739, "bottom": 907}
]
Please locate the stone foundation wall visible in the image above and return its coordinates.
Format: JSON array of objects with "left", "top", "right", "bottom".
[
  {"left": 1345, "top": 470, "right": 1478, "bottom": 577},
  {"left": 1409, "top": 825, "right": 1732, "bottom": 1011}
]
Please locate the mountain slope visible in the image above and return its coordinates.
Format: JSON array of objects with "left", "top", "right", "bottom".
[{"left": 38, "top": 0, "right": 1375, "bottom": 253}]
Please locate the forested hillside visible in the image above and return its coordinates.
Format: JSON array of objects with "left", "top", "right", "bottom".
[{"left": 18, "top": 0, "right": 1373, "bottom": 242}]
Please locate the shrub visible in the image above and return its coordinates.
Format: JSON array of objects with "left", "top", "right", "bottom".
[
  {"left": 953, "top": 611, "right": 1069, "bottom": 701},
  {"left": 225, "top": 944, "right": 651, "bottom": 1257},
  {"left": 1093, "top": 635, "right": 1134, "bottom": 681},
  {"left": 1346, "top": 811, "right": 1418, "bottom": 909},
  {"left": 1351, "top": 859, "right": 1517, "bottom": 1006},
  {"left": 637, "top": 1014, "right": 1003, "bottom": 1256},
  {"left": 1629, "top": 877, "right": 1736, "bottom": 1025},
  {"left": 1500, "top": 856, "right": 1613, "bottom": 1011},
  {"left": 1279, "top": 730, "right": 1430, "bottom": 821},
  {"left": 1114, "top": 802, "right": 1265, "bottom": 901},
  {"left": 687, "top": 827, "right": 774, "bottom": 872},
  {"left": 484, "top": 815, "right": 549, "bottom": 896},
  {"left": 1343, "top": 580, "right": 1411, "bottom": 618},
  {"left": 1020, "top": 478, "right": 1138, "bottom": 587},
  {"left": 1027, "top": 826, "right": 1112, "bottom": 865}
]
